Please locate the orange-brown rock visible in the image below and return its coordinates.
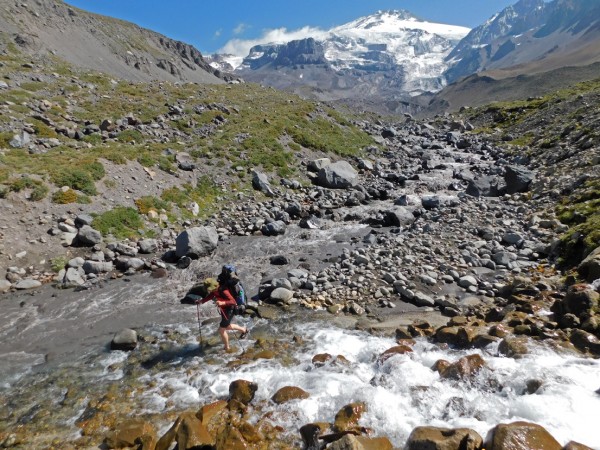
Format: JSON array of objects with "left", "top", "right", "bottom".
[
  {"left": 229, "top": 379, "right": 258, "bottom": 405},
  {"left": 334, "top": 402, "right": 367, "bottom": 433},
  {"left": 329, "top": 433, "right": 394, "bottom": 450},
  {"left": 104, "top": 419, "right": 156, "bottom": 449},
  {"left": 570, "top": 329, "right": 600, "bottom": 356},
  {"left": 432, "top": 359, "right": 451, "bottom": 374},
  {"left": 155, "top": 412, "right": 213, "bottom": 450},
  {"left": 405, "top": 426, "right": 483, "bottom": 450},
  {"left": 215, "top": 423, "right": 248, "bottom": 450},
  {"left": 439, "top": 354, "right": 486, "bottom": 380},
  {"left": 486, "top": 421, "right": 561, "bottom": 450},
  {"left": 396, "top": 338, "right": 416, "bottom": 347},
  {"left": 312, "top": 353, "right": 350, "bottom": 367},
  {"left": 498, "top": 336, "right": 529, "bottom": 358},
  {"left": 196, "top": 400, "right": 227, "bottom": 425},
  {"left": 563, "top": 440, "right": 595, "bottom": 450},
  {"left": 489, "top": 324, "right": 510, "bottom": 338},
  {"left": 435, "top": 327, "right": 461, "bottom": 345},
  {"left": 271, "top": 386, "right": 310, "bottom": 404},
  {"left": 378, "top": 344, "right": 413, "bottom": 362}
]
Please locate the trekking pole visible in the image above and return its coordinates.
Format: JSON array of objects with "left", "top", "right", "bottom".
[{"left": 196, "top": 302, "right": 203, "bottom": 349}]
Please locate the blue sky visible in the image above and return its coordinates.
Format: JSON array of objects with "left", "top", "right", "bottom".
[{"left": 65, "top": 1, "right": 517, "bottom": 55}]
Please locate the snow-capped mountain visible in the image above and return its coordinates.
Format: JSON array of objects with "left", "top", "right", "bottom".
[
  {"left": 208, "top": 10, "right": 470, "bottom": 101},
  {"left": 445, "top": 0, "right": 600, "bottom": 82}
]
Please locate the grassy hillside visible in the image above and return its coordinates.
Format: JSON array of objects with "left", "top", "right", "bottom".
[{"left": 0, "top": 47, "right": 374, "bottom": 229}]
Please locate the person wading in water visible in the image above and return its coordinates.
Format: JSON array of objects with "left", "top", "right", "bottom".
[{"left": 196, "top": 266, "right": 248, "bottom": 351}]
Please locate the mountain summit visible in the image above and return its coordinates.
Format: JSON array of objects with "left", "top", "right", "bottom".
[{"left": 209, "top": 10, "right": 469, "bottom": 106}]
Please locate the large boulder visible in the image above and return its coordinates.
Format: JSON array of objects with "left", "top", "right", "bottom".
[
  {"left": 83, "top": 261, "right": 113, "bottom": 274},
  {"left": 76, "top": 225, "right": 103, "bottom": 246},
  {"left": 261, "top": 220, "right": 286, "bottom": 236},
  {"left": 175, "top": 227, "right": 218, "bottom": 259},
  {"left": 317, "top": 161, "right": 358, "bottom": 189},
  {"left": 271, "top": 386, "right": 310, "bottom": 404},
  {"left": 110, "top": 328, "right": 138, "bottom": 351},
  {"left": 308, "top": 158, "right": 331, "bottom": 172},
  {"left": 155, "top": 412, "right": 213, "bottom": 450},
  {"left": 438, "top": 354, "right": 486, "bottom": 380},
  {"left": 104, "top": 419, "right": 156, "bottom": 449},
  {"left": 485, "top": 421, "right": 561, "bottom": 450},
  {"left": 578, "top": 246, "right": 600, "bottom": 283},
  {"left": 251, "top": 169, "right": 276, "bottom": 197},
  {"left": 329, "top": 434, "right": 393, "bottom": 450},
  {"left": 466, "top": 176, "right": 502, "bottom": 197},
  {"left": 229, "top": 379, "right": 258, "bottom": 405},
  {"left": 333, "top": 402, "right": 366, "bottom": 433},
  {"left": 405, "top": 426, "right": 482, "bottom": 450},
  {"left": 383, "top": 207, "right": 415, "bottom": 227},
  {"left": 505, "top": 165, "right": 535, "bottom": 194}
]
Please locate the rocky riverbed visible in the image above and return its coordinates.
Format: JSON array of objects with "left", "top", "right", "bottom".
[{"left": 1, "top": 115, "right": 600, "bottom": 449}]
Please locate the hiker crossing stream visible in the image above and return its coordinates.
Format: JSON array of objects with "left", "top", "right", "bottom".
[{"left": 1, "top": 273, "right": 599, "bottom": 448}]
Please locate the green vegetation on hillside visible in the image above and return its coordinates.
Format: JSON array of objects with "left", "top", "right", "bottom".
[{"left": 0, "top": 55, "right": 374, "bottom": 220}]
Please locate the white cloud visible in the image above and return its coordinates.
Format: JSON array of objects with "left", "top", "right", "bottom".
[
  {"left": 218, "top": 26, "right": 328, "bottom": 57},
  {"left": 233, "top": 23, "right": 249, "bottom": 35},
  {"left": 213, "top": 29, "right": 222, "bottom": 39}
]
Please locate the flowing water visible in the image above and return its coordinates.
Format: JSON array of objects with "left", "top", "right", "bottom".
[
  {"left": 1, "top": 218, "right": 599, "bottom": 448},
  {"left": 2, "top": 280, "right": 599, "bottom": 448}
]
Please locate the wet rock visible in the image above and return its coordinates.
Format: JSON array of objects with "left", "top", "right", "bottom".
[
  {"left": 485, "top": 421, "right": 561, "bottom": 450},
  {"left": 333, "top": 402, "right": 366, "bottom": 433},
  {"left": 110, "top": 328, "right": 137, "bottom": 351},
  {"left": 155, "top": 412, "right": 213, "bottom": 450},
  {"left": 498, "top": 336, "right": 529, "bottom": 358},
  {"left": 104, "top": 419, "right": 156, "bottom": 449},
  {"left": 378, "top": 344, "right": 413, "bottom": 362},
  {"left": 196, "top": 400, "right": 227, "bottom": 425},
  {"left": 405, "top": 426, "right": 482, "bottom": 450},
  {"left": 438, "top": 354, "right": 486, "bottom": 380},
  {"left": 570, "top": 330, "right": 600, "bottom": 356},
  {"left": 175, "top": 226, "right": 218, "bottom": 259},
  {"left": 563, "top": 441, "right": 595, "bottom": 450},
  {"left": 229, "top": 379, "right": 258, "bottom": 405},
  {"left": 271, "top": 386, "right": 310, "bottom": 404},
  {"left": 329, "top": 434, "right": 393, "bottom": 450},
  {"left": 312, "top": 353, "right": 350, "bottom": 367},
  {"left": 300, "top": 423, "right": 327, "bottom": 450}
]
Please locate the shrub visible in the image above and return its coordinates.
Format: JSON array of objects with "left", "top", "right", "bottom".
[
  {"left": 116, "top": 129, "right": 144, "bottom": 143},
  {"left": 135, "top": 196, "right": 169, "bottom": 214},
  {"left": 92, "top": 206, "right": 144, "bottom": 239},
  {"left": 8, "top": 177, "right": 48, "bottom": 201},
  {"left": 52, "top": 168, "right": 97, "bottom": 195},
  {"left": 52, "top": 189, "right": 78, "bottom": 204},
  {"left": 50, "top": 256, "right": 68, "bottom": 273}
]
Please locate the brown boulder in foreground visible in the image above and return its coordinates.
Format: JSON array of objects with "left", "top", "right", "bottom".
[
  {"left": 405, "top": 426, "right": 482, "bottom": 450},
  {"left": 228, "top": 379, "right": 258, "bottom": 405},
  {"left": 486, "top": 421, "right": 561, "bottom": 450},
  {"left": 271, "top": 386, "right": 310, "bottom": 404}
]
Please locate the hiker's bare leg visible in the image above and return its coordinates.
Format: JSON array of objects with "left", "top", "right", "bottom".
[
  {"left": 227, "top": 324, "right": 246, "bottom": 334},
  {"left": 219, "top": 327, "right": 230, "bottom": 350}
]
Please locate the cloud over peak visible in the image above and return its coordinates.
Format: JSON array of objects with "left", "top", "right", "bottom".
[{"left": 218, "top": 26, "right": 327, "bottom": 57}]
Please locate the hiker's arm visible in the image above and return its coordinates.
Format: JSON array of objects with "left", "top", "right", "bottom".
[
  {"left": 215, "top": 289, "right": 236, "bottom": 307},
  {"left": 197, "top": 291, "right": 215, "bottom": 304}
]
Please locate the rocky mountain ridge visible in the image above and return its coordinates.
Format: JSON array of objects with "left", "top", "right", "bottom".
[{"left": 0, "top": 0, "right": 232, "bottom": 84}]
